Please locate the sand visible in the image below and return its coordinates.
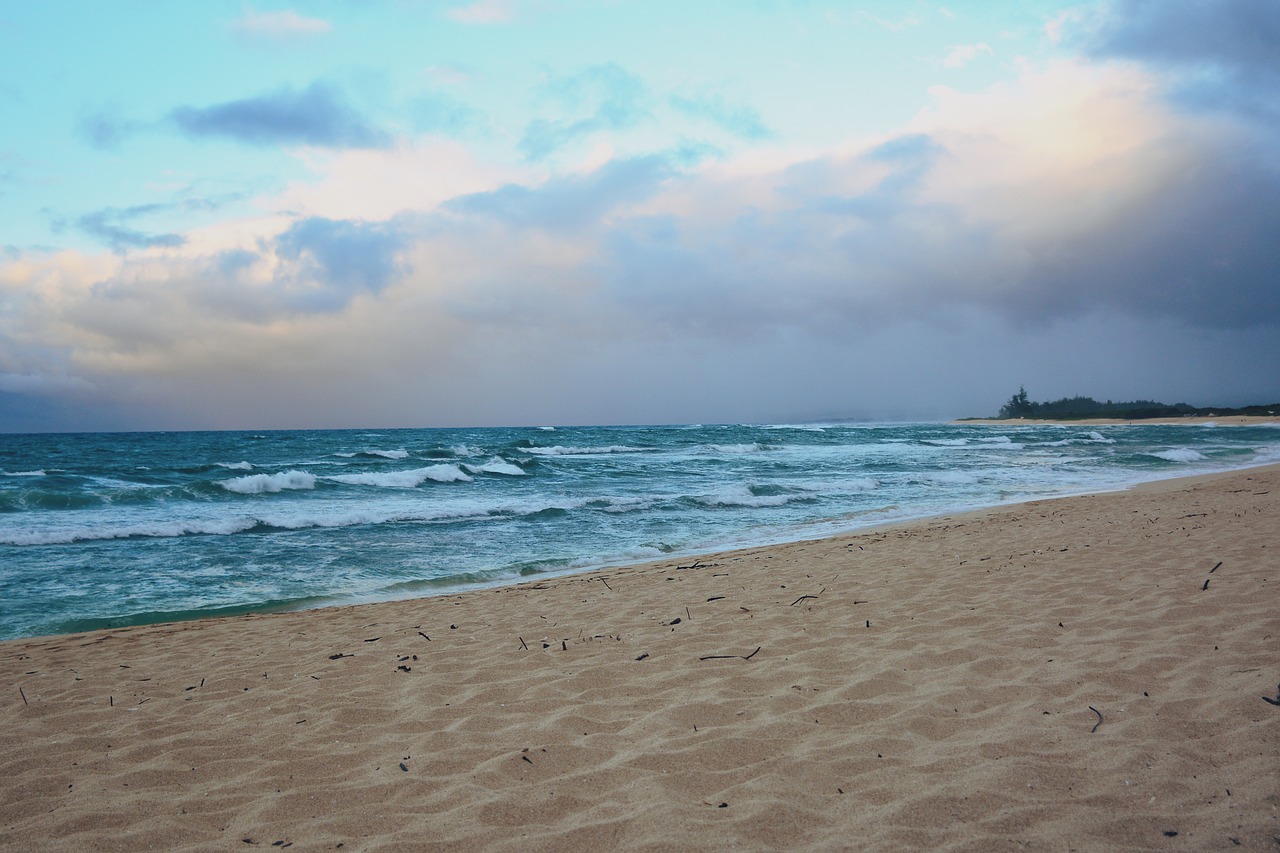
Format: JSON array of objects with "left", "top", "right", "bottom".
[{"left": 2, "top": 467, "right": 1278, "bottom": 852}]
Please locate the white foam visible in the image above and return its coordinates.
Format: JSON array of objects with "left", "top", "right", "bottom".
[
  {"left": 217, "top": 461, "right": 254, "bottom": 470},
  {"left": 463, "top": 458, "right": 527, "bottom": 476},
  {"left": 0, "top": 516, "right": 261, "bottom": 546},
  {"left": 706, "top": 443, "right": 770, "bottom": 454},
  {"left": 367, "top": 449, "right": 409, "bottom": 459},
  {"left": 525, "top": 445, "right": 644, "bottom": 456},
  {"left": 921, "top": 471, "right": 980, "bottom": 485},
  {"left": 1148, "top": 448, "right": 1206, "bottom": 463},
  {"left": 220, "top": 470, "right": 317, "bottom": 494},
  {"left": 3, "top": 470, "right": 46, "bottom": 477},
  {"left": 326, "top": 464, "right": 472, "bottom": 488},
  {"left": 924, "top": 438, "right": 969, "bottom": 447}
]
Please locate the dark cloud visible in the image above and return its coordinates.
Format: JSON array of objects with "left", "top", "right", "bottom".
[
  {"left": 273, "top": 217, "right": 408, "bottom": 310},
  {"left": 669, "top": 93, "right": 772, "bottom": 140},
  {"left": 74, "top": 205, "right": 186, "bottom": 253},
  {"left": 445, "top": 155, "right": 673, "bottom": 230},
  {"left": 170, "top": 82, "right": 390, "bottom": 148},
  {"left": 518, "top": 64, "right": 650, "bottom": 160},
  {"left": 1087, "top": 0, "right": 1280, "bottom": 119},
  {"left": 1014, "top": 143, "right": 1280, "bottom": 328}
]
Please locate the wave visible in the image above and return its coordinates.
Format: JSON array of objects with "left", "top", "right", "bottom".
[
  {"left": 693, "top": 482, "right": 825, "bottom": 508},
  {"left": 2, "top": 516, "right": 263, "bottom": 546},
  {"left": 1147, "top": 448, "right": 1206, "bottom": 463},
  {"left": 463, "top": 458, "right": 527, "bottom": 476},
  {"left": 524, "top": 445, "right": 646, "bottom": 456},
  {"left": 3, "top": 470, "right": 47, "bottom": 477},
  {"left": 220, "top": 470, "right": 317, "bottom": 494},
  {"left": 325, "top": 464, "right": 472, "bottom": 488},
  {"left": 335, "top": 449, "right": 409, "bottom": 460},
  {"left": 217, "top": 461, "right": 254, "bottom": 470},
  {"left": 704, "top": 442, "right": 772, "bottom": 454},
  {"left": 0, "top": 492, "right": 599, "bottom": 545}
]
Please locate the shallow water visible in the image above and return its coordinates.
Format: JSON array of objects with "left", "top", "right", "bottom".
[{"left": 2, "top": 421, "right": 1277, "bottom": 640}]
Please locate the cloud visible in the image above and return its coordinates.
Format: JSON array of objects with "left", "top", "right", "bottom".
[
  {"left": 170, "top": 82, "right": 390, "bottom": 149},
  {"left": 423, "top": 64, "right": 474, "bottom": 86},
  {"left": 852, "top": 11, "right": 921, "bottom": 31},
  {"left": 232, "top": 9, "right": 331, "bottom": 38},
  {"left": 519, "top": 64, "right": 650, "bottom": 160},
  {"left": 1084, "top": 0, "right": 1280, "bottom": 119},
  {"left": 445, "top": 0, "right": 517, "bottom": 24},
  {"left": 941, "top": 43, "right": 994, "bottom": 69},
  {"left": 74, "top": 206, "right": 186, "bottom": 253},
  {"left": 77, "top": 111, "right": 145, "bottom": 150},
  {"left": 446, "top": 154, "right": 673, "bottom": 231},
  {"left": 3, "top": 29, "right": 1278, "bottom": 430},
  {"left": 272, "top": 216, "right": 408, "bottom": 310},
  {"left": 669, "top": 93, "right": 772, "bottom": 140}
]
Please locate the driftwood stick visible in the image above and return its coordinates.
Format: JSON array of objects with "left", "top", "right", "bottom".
[
  {"left": 699, "top": 646, "right": 762, "bottom": 662},
  {"left": 1089, "top": 706, "right": 1104, "bottom": 733},
  {"left": 19, "top": 687, "right": 27, "bottom": 705}
]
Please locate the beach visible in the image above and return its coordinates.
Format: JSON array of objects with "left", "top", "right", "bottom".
[{"left": 2, "top": 465, "right": 1277, "bottom": 851}]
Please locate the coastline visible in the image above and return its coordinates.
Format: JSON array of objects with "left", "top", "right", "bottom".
[
  {"left": 959, "top": 415, "right": 1278, "bottom": 426},
  {"left": 3, "top": 464, "right": 1277, "bottom": 850}
]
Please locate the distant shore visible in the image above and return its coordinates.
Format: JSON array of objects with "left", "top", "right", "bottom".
[
  {"left": 3, "top": 464, "right": 1277, "bottom": 850},
  {"left": 959, "top": 415, "right": 1278, "bottom": 426}
]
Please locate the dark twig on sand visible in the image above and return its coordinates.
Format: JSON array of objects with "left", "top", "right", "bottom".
[
  {"left": 790, "top": 595, "right": 818, "bottom": 606},
  {"left": 1089, "top": 706, "right": 1104, "bottom": 733},
  {"left": 699, "top": 646, "right": 762, "bottom": 662},
  {"left": 19, "top": 687, "right": 27, "bottom": 705},
  {"left": 1210, "top": 561, "right": 1223, "bottom": 573}
]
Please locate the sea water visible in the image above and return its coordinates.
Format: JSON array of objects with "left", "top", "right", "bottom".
[{"left": 2, "top": 421, "right": 1277, "bottom": 640}]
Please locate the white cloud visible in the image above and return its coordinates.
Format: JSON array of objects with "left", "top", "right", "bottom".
[
  {"left": 941, "top": 43, "right": 994, "bottom": 69},
  {"left": 233, "top": 9, "right": 331, "bottom": 38},
  {"left": 446, "top": 0, "right": 516, "bottom": 25}
]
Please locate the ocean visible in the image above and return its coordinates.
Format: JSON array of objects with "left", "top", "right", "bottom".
[{"left": 2, "top": 421, "right": 1277, "bottom": 641}]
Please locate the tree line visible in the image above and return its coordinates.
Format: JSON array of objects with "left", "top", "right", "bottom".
[{"left": 994, "top": 387, "right": 1278, "bottom": 420}]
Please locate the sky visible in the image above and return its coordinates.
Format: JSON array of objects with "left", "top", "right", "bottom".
[{"left": 1, "top": 0, "right": 1277, "bottom": 432}]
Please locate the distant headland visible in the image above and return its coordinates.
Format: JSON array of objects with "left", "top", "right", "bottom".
[{"left": 960, "top": 387, "right": 1280, "bottom": 423}]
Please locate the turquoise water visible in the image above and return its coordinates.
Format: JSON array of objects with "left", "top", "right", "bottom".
[{"left": 2, "top": 421, "right": 1277, "bottom": 640}]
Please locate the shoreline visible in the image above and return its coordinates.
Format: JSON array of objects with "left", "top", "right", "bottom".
[
  {"left": 11, "top": 459, "right": 1280, "bottom": 643},
  {"left": 17, "top": 459, "right": 1280, "bottom": 644},
  {"left": 3, "top": 464, "right": 1277, "bottom": 849},
  {"left": 958, "top": 415, "right": 1279, "bottom": 426}
]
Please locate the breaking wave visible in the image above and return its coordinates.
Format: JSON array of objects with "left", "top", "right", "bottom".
[{"left": 219, "top": 470, "right": 317, "bottom": 494}]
